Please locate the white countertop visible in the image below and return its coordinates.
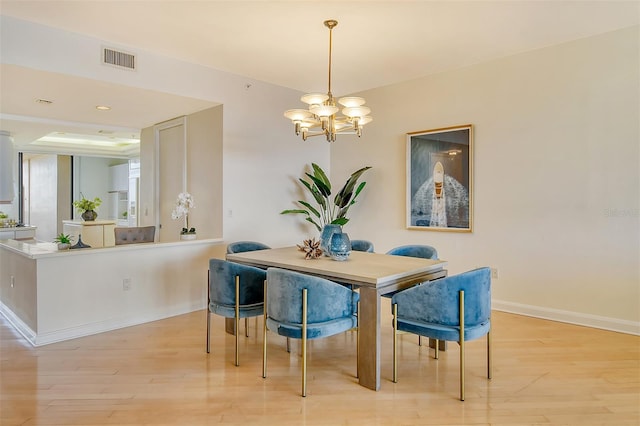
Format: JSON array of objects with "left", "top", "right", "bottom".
[{"left": 0, "top": 237, "right": 224, "bottom": 259}]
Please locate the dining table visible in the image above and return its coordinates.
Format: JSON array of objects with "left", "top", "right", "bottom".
[{"left": 226, "top": 246, "right": 448, "bottom": 391}]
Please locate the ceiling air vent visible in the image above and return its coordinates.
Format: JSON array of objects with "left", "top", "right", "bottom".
[{"left": 102, "top": 47, "right": 136, "bottom": 71}]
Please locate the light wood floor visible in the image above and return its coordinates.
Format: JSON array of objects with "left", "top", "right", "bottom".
[{"left": 1, "top": 303, "right": 638, "bottom": 425}]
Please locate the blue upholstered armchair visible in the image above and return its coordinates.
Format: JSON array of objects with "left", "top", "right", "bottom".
[
  {"left": 350, "top": 239, "right": 375, "bottom": 253},
  {"left": 263, "top": 268, "right": 359, "bottom": 397},
  {"left": 385, "top": 244, "right": 441, "bottom": 347},
  {"left": 207, "top": 259, "right": 266, "bottom": 366},
  {"left": 386, "top": 244, "right": 438, "bottom": 259},
  {"left": 226, "top": 241, "right": 271, "bottom": 254},
  {"left": 391, "top": 267, "right": 492, "bottom": 400}
]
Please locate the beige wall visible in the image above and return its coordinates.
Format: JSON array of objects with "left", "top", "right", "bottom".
[
  {"left": 139, "top": 106, "right": 224, "bottom": 240},
  {"left": 331, "top": 26, "right": 640, "bottom": 331},
  {"left": 3, "top": 17, "right": 637, "bottom": 333},
  {"left": 187, "top": 106, "right": 223, "bottom": 240}
]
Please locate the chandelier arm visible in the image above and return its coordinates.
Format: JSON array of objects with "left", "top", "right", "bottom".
[{"left": 302, "top": 131, "right": 329, "bottom": 139}]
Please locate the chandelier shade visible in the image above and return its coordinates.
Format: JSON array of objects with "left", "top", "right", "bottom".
[{"left": 284, "top": 20, "right": 373, "bottom": 143}]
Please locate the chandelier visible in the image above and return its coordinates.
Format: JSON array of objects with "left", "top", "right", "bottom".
[{"left": 284, "top": 20, "right": 373, "bottom": 143}]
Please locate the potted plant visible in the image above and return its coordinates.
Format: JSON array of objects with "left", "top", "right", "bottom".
[
  {"left": 53, "top": 233, "right": 74, "bottom": 250},
  {"left": 281, "top": 163, "right": 371, "bottom": 231},
  {"left": 171, "top": 192, "right": 196, "bottom": 240},
  {"left": 73, "top": 196, "right": 102, "bottom": 221},
  {"left": 281, "top": 163, "right": 371, "bottom": 254}
]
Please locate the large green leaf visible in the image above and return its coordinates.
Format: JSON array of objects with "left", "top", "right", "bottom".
[
  {"left": 311, "top": 163, "right": 331, "bottom": 192},
  {"left": 331, "top": 217, "right": 349, "bottom": 226},
  {"left": 298, "top": 201, "right": 320, "bottom": 218},
  {"left": 280, "top": 209, "right": 309, "bottom": 216},
  {"left": 306, "top": 173, "right": 331, "bottom": 197},
  {"left": 300, "top": 178, "right": 326, "bottom": 210},
  {"left": 335, "top": 166, "right": 371, "bottom": 208},
  {"left": 305, "top": 216, "right": 322, "bottom": 232},
  {"left": 353, "top": 181, "right": 367, "bottom": 199}
]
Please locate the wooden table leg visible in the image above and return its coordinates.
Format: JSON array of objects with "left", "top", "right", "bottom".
[{"left": 357, "top": 286, "right": 381, "bottom": 391}]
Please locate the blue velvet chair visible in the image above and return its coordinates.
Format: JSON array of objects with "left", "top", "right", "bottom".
[
  {"left": 225, "top": 241, "right": 271, "bottom": 337},
  {"left": 350, "top": 239, "right": 375, "bottom": 253},
  {"left": 386, "top": 244, "right": 438, "bottom": 259},
  {"left": 207, "top": 259, "right": 266, "bottom": 366},
  {"left": 391, "top": 267, "right": 492, "bottom": 401},
  {"left": 262, "top": 267, "right": 359, "bottom": 397},
  {"left": 385, "top": 244, "right": 440, "bottom": 345},
  {"left": 226, "top": 241, "right": 271, "bottom": 254}
]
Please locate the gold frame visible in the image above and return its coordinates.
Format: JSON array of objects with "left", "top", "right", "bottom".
[{"left": 406, "top": 124, "right": 473, "bottom": 232}]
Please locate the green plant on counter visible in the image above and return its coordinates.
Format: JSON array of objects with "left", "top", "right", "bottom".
[
  {"left": 73, "top": 196, "right": 102, "bottom": 212},
  {"left": 53, "top": 233, "right": 73, "bottom": 244},
  {"left": 122, "top": 211, "right": 128, "bottom": 218},
  {"left": 0, "top": 211, "right": 8, "bottom": 219},
  {"left": 281, "top": 163, "right": 371, "bottom": 232}
]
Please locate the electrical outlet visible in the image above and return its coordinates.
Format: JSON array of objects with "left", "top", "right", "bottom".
[
  {"left": 491, "top": 268, "right": 499, "bottom": 280},
  {"left": 123, "top": 278, "right": 132, "bottom": 291}
]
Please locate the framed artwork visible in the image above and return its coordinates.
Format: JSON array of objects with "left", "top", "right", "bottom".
[{"left": 406, "top": 124, "right": 473, "bottom": 232}]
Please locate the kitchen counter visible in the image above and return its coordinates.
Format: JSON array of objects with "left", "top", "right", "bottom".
[{"left": 0, "top": 237, "right": 225, "bottom": 345}]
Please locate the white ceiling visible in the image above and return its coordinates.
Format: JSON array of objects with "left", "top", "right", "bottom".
[{"left": 1, "top": 0, "right": 638, "bottom": 155}]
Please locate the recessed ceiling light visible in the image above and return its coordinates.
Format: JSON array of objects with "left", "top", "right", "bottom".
[{"left": 96, "top": 105, "right": 111, "bottom": 111}]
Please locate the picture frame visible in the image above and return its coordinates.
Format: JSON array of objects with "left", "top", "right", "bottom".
[{"left": 406, "top": 124, "right": 473, "bottom": 232}]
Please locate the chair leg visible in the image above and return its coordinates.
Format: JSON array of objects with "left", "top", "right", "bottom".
[
  {"left": 206, "top": 269, "right": 211, "bottom": 353},
  {"left": 302, "top": 288, "right": 308, "bottom": 397},
  {"left": 235, "top": 275, "right": 240, "bottom": 367},
  {"left": 418, "top": 336, "right": 422, "bottom": 346},
  {"left": 487, "top": 329, "right": 492, "bottom": 380},
  {"left": 245, "top": 318, "right": 249, "bottom": 337},
  {"left": 262, "top": 280, "right": 268, "bottom": 379},
  {"left": 459, "top": 290, "right": 465, "bottom": 401},
  {"left": 392, "top": 303, "right": 398, "bottom": 383},
  {"left": 206, "top": 309, "right": 211, "bottom": 353},
  {"left": 287, "top": 337, "right": 291, "bottom": 353}
]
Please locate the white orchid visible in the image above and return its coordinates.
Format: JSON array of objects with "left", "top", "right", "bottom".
[{"left": 171, "top": 192, "right": 195, "bottom": 234}]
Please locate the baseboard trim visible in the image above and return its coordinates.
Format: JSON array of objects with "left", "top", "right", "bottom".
[
  {"left": 493, "top": 299, "right": 640, "bottom": 336},
  {"left": 1, "top": 301, "right": 206, "bottom": 346},
  {"left": 0, "top": 301, "right": 37, "bottom": 345}
]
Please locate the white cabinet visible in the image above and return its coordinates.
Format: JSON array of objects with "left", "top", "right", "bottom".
[
  {"left": 0, "top": 230, "right": 14, "bottom": 240},
  {"left": 0, "top": 226, "right": 36, "bottom": 240},
  {"left": 108, "top": 163, "right": 129, "bottom": 192}
]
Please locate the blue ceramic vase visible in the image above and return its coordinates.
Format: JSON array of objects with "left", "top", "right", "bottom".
[
  {"left": 320, "top": 224, "right": 342, "bottom": 257},
  {"left": 329, "top": 232, "right": 351, "bottom": 261}
]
